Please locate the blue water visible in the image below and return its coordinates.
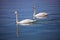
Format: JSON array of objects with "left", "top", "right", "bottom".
[{"left": 0, "top": 0, "right": 60, "bottom": 40}]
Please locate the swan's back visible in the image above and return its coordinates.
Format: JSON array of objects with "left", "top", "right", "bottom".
[
  {"left": 36, "top": 12, "right": 48, "bottom": 17},
  {"left": 19, "top": 19, "right": 34, "bottom": 24}
]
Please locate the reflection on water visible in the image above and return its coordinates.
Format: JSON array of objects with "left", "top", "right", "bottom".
[
  {"left": 17, "top": 16, "right": 48, "bottom": 26},
  {"left": 16, "top": 24, "right": 19, "bottom": 37},
  {"left": 0, "top": 0, "right": 60, "bottom": 40}
]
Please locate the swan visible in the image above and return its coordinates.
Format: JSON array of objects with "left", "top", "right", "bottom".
[
  {"left": 33, "top": 6, "right": 48, "bottom": 19},
  {"left": 15, "top": 6, "right": 48, "bottom": 24},
  {"left": 15, "top": 11, "right": 36, "bottom": 24}
]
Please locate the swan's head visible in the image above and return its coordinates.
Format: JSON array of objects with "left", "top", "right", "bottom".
[{"left": 15, "top": 11, "right": 18, "bottom": 14}]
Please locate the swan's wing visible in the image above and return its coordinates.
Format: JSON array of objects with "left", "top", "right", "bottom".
[
  {"left": 19, "top": 19, "right": 33, "bottom": 24},
  {"left": 36, "top": 12, "right": 48, "bottom": 17}
]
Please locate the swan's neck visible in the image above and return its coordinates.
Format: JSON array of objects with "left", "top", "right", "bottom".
[
  {"left": 33, "top": 6, "right": 36, "bottom": 21},
  {"left": 15, "top": 11, "right": 18, "bottom": 24}
]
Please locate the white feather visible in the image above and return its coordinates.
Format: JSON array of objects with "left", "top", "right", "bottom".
[
  {"left": 34, "top": 12, "right": 48, "bottom": 18},
  {"left": 17, "top": 19, "right": 34, "bottom": 24}
]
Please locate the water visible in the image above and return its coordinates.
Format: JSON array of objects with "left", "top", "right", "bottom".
[{"left": 0, "top": 0, "right": 60, "bottom": 40}]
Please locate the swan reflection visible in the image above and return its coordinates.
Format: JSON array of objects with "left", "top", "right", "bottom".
[{"left": 16, "top": 24, "right": 19, "bottom": 37}]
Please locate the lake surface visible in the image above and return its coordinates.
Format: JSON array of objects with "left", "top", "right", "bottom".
[{"left": 0, "top": 0, "right": 60, "bottom": 40}]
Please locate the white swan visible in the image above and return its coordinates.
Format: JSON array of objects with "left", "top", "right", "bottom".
[
  {"left": 33, "top": 6, "right": 48, "bottom": 19},
  {"left": 15, "top": 6, "right": 48, "bottom": 24},
  {"left": 15, "top": 11, "right": 36, "bottom": 24}
]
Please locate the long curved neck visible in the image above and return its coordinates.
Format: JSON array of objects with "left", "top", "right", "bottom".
[
  {"left": 15, "top": 11, "right": 18, "bottom": 24},
  {"left": 33, "top": 6, "right": 36, "bottom": 20},
  {"left": 34, "top": 7, "right": 36, "bottom": 15}
]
